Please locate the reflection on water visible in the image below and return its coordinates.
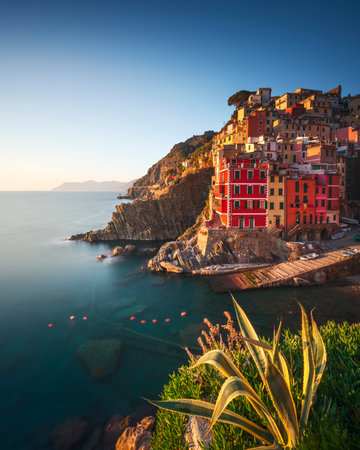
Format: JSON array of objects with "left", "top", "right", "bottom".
[{"left": 0, "top": 192, "right": 359, "bottom": 449}]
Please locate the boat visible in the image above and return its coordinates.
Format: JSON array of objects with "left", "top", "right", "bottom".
[
  {"left": 299, "top": 253, "right": 319, "bottom": 260},
  {"left": 331, "top": 231, "right": 346, "bottom": 240},
  {"left": 342, "top": 249, "right": 360, "bottom": 257}
]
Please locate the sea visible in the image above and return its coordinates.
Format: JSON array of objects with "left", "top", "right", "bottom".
[{"left": 0, "top": 191, "right": 359, "bottom": 449}]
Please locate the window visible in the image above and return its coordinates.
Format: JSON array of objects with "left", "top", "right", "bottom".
[
  {"left": 244, "top": 201, "right": 247, "bottom": 209},
  {"left": 278, "top": 188, "right": 283, "bottom": 196},
  {"left": 239, "top": 217, "right": 244, "bottom": 229},
  {"left": 302, "top": 151, "right": 306, "bottom": 159},
  {"left": 234, "top": 185, "right": 240, "bottom": 194},
  {"left": 285, "top": 154, "right": 288, "bottom": 159},
  {"left": 303, "top": 214, "right": 307, "bottom": 224},
  {"left": 303, "top": 195, "right": 308, "bottom": 203},
  {"left": 270, "top": 202, "right": 274, "bottom": 210},
  {"left": 316, "top": 187, "right": 319, "bottom": 194},
  {"left": 293, "top": 155, "right": 297, "bottom": 163},
  {"left": 231, "top": 159, "right": 236, "bottom": 166},
  {"left": 270, "top": 176, "right": 275, "bottom": 182},
  {"left": 260, "top": 170, "right": 265, "bottom": 179},
  {"left": 234, "top": 170, "right": 240, "bottom": 180},
  {"left": 304, "top": 183, "right": 308, "bottom": 193},
  {"left": 280, "top": 202, "right": 284, "bottom": 209},
  {"left": 295, "top": 181, "right": 299, "bottom": 193},
  {"left": 221, "top": 174, "right": 225, "bottom": 183},
  {"left": 321, "top": 200, "right": 325, "bottom": 207},
  {"left": 279, "top": 176, "right": 283, "bottom": 182},
  {"left": 322, "top": 187, "right": 325, "bottom": 194},
  {"left": 247, "top": 185, "right": 253, "bottom": 194},
  {"left": 234, "top": 201, "right": 240, "bottom": 209},
  {"left": 333, "top": 215, "right": 336, "bottom": 221},
  {"left": 270, "top": 188, "right": 274, "bottom": 196},
  {"left": 251, "top": 160, "right": 255, "bottom": 168},
  {"left": 260, "top": 185, "right": 265, "bottom": 194},
  {"left": 248, "top": 171, "right": 253, "bottom": 180},
  {"left": 259, "top": 121, "right": 262, "bottom": 125},
  {"left": 295, "top": 195, "right": 300, "bottom": 203},
  {"left": 310, "top": 214, "right": 313, "bottom": 224},
  {"left": 253, "top": 201, "right": 256, "bottom": 209},
  {"left": 315, "top": 200, "right": 318, "bottom": 207}
]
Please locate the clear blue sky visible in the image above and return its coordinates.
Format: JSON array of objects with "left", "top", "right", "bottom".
[{"left": 1, "top": 0, "right": 359, "bottom": 189}]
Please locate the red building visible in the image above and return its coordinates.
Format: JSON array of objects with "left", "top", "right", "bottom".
[
  {"left": 243, "top": 110, "right": 272, "bottom": 140},
  {"left": 214, "top": 157, "right": 268, "bottom": 229},
  {"left": 285, "top": 174, "right": 316, "bottom": 229},
  {"left": 315, "top": 174, "right": 340, "bottom": 224},
  {"left": 284, "top": 103, "right": 305, "bottom": 117}
]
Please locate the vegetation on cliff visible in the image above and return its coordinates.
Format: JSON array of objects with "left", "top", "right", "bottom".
[
  {"left": 127, "top": 131, "right": 215, "bottom": 198},
  {"left": 150, "top": 305, "right": 360, "bottom": 449}
]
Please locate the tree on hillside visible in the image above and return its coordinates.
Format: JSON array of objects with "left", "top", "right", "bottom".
[{"left": 227, "top": 90, "right": 254, "bottom": 108}]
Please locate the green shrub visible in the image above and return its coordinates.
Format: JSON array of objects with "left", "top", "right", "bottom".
[{"left": 151, "top": 319, "right": 360, "bottom": 449}]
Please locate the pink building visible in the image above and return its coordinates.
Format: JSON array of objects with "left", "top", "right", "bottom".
[{"left": 331, "top": 127, "right": 360, "bottom": 144}]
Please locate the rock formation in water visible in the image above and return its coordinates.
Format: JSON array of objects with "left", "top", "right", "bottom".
[
  {"left": 148, "top": 227, "right": 310, "bottom": 274},
  {"left": 70, "top": 168, "right": 213, "bottom": 241}
]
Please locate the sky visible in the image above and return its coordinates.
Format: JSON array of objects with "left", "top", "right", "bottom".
[{"left": 0, "top": 0, "right": 359, "bottom": 190}]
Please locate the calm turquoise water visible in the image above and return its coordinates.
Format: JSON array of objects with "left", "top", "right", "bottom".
[{"left": 0, "top": 192, "right": 359, "bottom": 449}]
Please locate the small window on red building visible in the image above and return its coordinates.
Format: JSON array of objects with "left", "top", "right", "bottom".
[
  {"left": 260, "top": 170, "right": 266, "bottom": 179},
  {"left": 247, "top": 185, "right": 253, "bottom": 194},
  {"left": 234, "top": 170, "right": 240, "bottom": 180}
]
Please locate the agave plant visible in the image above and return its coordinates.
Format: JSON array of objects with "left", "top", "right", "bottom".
[{"left": 148, "top": 295, "right": 327, "bottom": 449}]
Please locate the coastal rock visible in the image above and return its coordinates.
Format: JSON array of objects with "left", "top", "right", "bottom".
[
  {"left": 76, "top": 339, "right": 122, "bottom": 379},
  {"left": 160, "top": 261, "right": 184, "bottom": 273},
  {"left": 184, "top": 416, "right": 213, "bottom": 449},
  {"left": 104, "top": 415, "right": 131, "bottom": 450},
  {"left": 115, "top": 416, "right": 156, "bottom": 450},
  {"left": 149, "top": 228, "right": 302, "bottom": 274},
  {"left": 112, "top": 246, "right": 125, "bottom": 256},
  {"left": 125, "top": 244, "right": 136, "bottom": 253},
  {"left": 51, "top": 417, "right": 90, "bottom": 450},
  {"left": 97, "top": 254, "right": 107, "bottom": 260},
  {"left": 69, "top": 168, "right": 213, "bottom": 241}
]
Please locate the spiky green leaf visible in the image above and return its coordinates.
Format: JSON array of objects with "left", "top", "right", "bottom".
[
  {"left": 209, "top": 376, "right": 284, "bottom": 445},
  {"left": 191, "top": 349, "right": 245, "bottom": 380},
  {"left": 311, "top": 311, "right": 327, "bottom": 396},
  {"left": 146, "top": 398, "right": 274, "bottom": 445},
  {"left": 264, "top": 354, "right": 299, "bottom": 446},
  {"left": 231, "top": 294, "right": 267, "bottom": 382},
  {"left": 298, "top": 302, "right": 316, "bottom": 435}
]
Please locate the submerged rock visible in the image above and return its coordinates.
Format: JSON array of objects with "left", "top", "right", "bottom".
[
  {"left": 97, "top": 254, "right": 107, "bottom": 260},
  {"left": 51, "top": 417, "right": 90, "bottom": 450},
  {"left": 76, "top": 339, "right": 122, "bottom": 379}
]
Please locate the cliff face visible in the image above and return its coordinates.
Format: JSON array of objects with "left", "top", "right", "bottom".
[
  {"left": 70, "top": 168, "right": 213, "bottom": 242},
  {"left": 126, "top": 131, "right": 215, "bottom": 199}
]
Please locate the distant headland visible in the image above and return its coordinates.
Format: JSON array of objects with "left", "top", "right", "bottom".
[{"left": 52, "top": 180, "right": 137, "bottom": 192}]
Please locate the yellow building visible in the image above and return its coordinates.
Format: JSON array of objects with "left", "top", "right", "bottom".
[{"left": 267, "top": 163, "right": 286, "bottom": 234}]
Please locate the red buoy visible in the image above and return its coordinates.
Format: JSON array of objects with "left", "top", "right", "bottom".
[
  {"left": 130, "top": 316, "right": 135, "bottom": 321},
  {"left": 180, "top": 312, "right": 187, "bottom": 316},
  {"left": 152, "top": 319, "right": 157, "bottom": 323},
  {"left": 48, "top": 323, "right": 53, "bottom": 328},
  {"left": 140, "top": 320, "right": 146, "bottom": 324},
  {"left": 83, "top": 316, "right": 88, "bottom": 320},
  {"left": 70, "top": 315, "right": 75, "bottom": 320},
  {"left": 165, "top": 318, "right": 170, "bottom": 322}
]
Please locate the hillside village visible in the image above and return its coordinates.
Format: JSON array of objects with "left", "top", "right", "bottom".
[{"left": 174, "top": 86, "right": 360, "bottom": 242}]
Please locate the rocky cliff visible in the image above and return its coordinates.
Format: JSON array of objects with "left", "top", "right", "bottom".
[
  {"left": 126, "top": 131, "right": 215, "bottom": 199},
  {"left": 70, "top": 168, "right": 213, "bottom": 242},
  {"left": 148, "top": 227, "right": 311, "bottom": 273}
]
